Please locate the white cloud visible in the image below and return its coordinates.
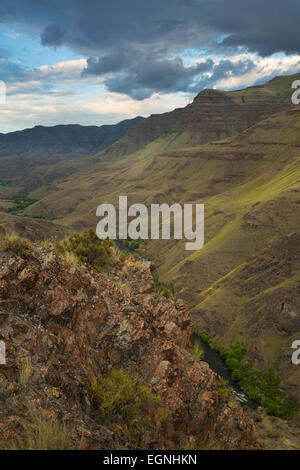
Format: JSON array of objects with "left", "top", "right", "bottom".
[
  {"left": 0, "top": 60, "right": 190, "bottom": 132},
  {"left": 1, "top": 52, "right": 300, "bottom": 133},
  {"left": 205, "top": 53, "right": 300, "bottom": 90}
]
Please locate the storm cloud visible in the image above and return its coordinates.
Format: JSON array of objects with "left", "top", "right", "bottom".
[
  {"left": 1, "top": 0, "right": 300, "bottom": 97},
  {"left": 41, "top": 24, "right": 65, "bottom": 48}
]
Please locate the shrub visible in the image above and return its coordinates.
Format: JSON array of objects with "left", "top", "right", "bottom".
[
  {"left": 216, "top": 379, "right": 232, "bottom": 403},
  {"left": 191, "top": 343, "right": 204, "bottom": 361},
  {"left": 200, "top": 333, "right": 212, "bottom": 346},
  {"left": 153, "top": 271, "right": 175, "bottom": 299},
  {"left": 5, "top": 196, "right": 38, "bottom": 215},
  {"left": 86, "top": 369, "right": 167, "bottom": 444},
  {"left": 56, "top": 228, "right": 113, "bottom": 271},
  {"left": 0, "top": 233, "right": 32, "bottom": 257}
]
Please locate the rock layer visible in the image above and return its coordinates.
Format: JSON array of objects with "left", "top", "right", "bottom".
[{"left": 0, "top": 245, "right": 258, "bottom": 449}]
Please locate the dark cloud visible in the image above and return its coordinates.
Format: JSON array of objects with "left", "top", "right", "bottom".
[
  {"left": 83, "top": 47, "right": 214, "bottom": 98},
  {"left": 0, "top": 0, "right": 297, "bottom": 56},
  {"left": 103, "top": 57, "right": 214, "bottom": 99},
  {"left": 41, "top": 24, "right": 65, "bottom": 48},
  {"left": 0, "top": 0, "right": 300, "bottom": 97},
  {"left": 84, "top": 53, "right": 254, "bottom": 99}
]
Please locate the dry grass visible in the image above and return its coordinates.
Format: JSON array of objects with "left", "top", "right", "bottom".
[
  {"left": 19, "top": 357, "right": 32, "bottom": 389},
  {"left": 16, "top": 407, "right": 71, "bottom": 450},
  {"left": 62, "top": 250, "right": 82, "bottom": 269},
  {"left": 0, "top": 232, "right": 32, "bottom": 257},
  {"left": 118, "top": 279, "right": 131, "bottom": 295}
]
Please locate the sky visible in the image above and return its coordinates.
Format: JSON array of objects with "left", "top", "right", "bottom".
[{"left": 1, "top": 0, "right": 300, "bottom": 132}]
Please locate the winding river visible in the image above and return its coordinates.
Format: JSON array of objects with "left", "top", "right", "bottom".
[{"left": 191, "top": 334, "right": 257, "bottom": 408}]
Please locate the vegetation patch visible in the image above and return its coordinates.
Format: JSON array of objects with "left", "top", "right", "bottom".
[
  {"left": 56, "top": 228, "right": 113, "bottom": 272},
  {"left": 153, "top": 271, "right": 175, "bottom": 299},
  {"left": 121, "top": 236, "right": 147, "bottom": 252},
  {"left": 87, "top": 369, "right": 168, "bottom": 445},
  {"left": 15, "top": 407, "right": 71, "bottom": 450},
  {"left": 4, "top": 196, "right": 38, "bottom": 215},
  {"left": 201, "top": 334, "right": 298, "bottom": 418},
  {"left": 0, "top": 180, "right": 12, "bottom": 187},
  {"left": 0, "top": 233, "right": 32, "bottom": 257},
  {"left": 191, "top": 342, "right": 204, "bottom": 361}
]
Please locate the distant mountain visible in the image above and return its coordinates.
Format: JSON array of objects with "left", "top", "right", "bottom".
[
  {"left": 99, "top": 73, "right": 295, "bottom": 160},
  {"left": 0, "top": 116, "right": 144, "bottom": 180}
]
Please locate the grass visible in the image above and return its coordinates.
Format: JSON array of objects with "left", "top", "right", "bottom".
[
  {"left": 16, "top": 407, "right": 71, "bottom": 450},
  {"left": 0, "top": 233, "right": 32, "bottom": 257},
  {"left": 61, "top": 250, "right": 82, "bottom": 269},
  {"left": 19, "top": 357, "right": 32, "bottom": 389},
  {"left": 190, "top": 343, "right": 204, "bottom": 361},
  {"left": 153, "top": 271, "right": 175, "bottom": 299}
]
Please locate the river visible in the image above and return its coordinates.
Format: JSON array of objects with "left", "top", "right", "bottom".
[{"left": 191, "top": 334, "right": 257, "bottom": 408}]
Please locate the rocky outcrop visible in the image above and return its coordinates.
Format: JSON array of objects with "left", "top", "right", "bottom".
[{"left": 0, "top": 244, "right": 259, "bottom": 449}]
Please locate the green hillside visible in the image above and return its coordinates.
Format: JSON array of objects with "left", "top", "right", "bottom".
[{"left": 1, "top": 72, "right": 300, "bottom": 398}]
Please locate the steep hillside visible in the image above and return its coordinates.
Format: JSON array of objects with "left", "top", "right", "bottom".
[
  {"left": 1, "top": 73, "right": 296, "bottom": 198},
  {"left": 0, "top": 237, "right": 258, "bottom": 450},
  {"left": 0, "top": 212, "right": 69, "bottom": 242},
  {"left": 97, "top": 73, "right": 298, "bottom": 161},
  {"left": 0, "top": 117, "right": 143, "bottom": 192},
  {"left": 2, "top": 73, "right": 300, "bottom": 402}
]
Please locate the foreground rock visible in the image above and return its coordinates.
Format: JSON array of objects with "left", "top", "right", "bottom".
[{"left": 0, "top": 244, "right": 259, "bottom": 449}]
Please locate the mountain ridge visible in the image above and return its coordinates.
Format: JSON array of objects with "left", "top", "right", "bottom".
[{"left": 1, "top": 72, "right": 300, "bottom": 405}]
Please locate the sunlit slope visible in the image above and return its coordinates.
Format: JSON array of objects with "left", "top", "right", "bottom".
[
  {"left": 4, "top": 72, "right": 298, "bottom": 202},
  {"left": 83, "top": 74, "right": 297, "bottom": 161},
  {"left": 24, "top": 104, "right": 300, "bottom": 395}
]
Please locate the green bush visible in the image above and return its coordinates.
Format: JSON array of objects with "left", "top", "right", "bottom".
[
  {"left": 5, "top": 196, "right": 38, "bottom": 215},
  {"left": 217, "top": 341, "right": 298, "bottom": 418},
  {"left": 153, "top": 271, "right": 175, "bottom": 299},
  {"left": 200, "top": 333, "right": 212, "bottom": 346},
  {"left": 56, "top": 228, "right": 113, "bottom": 271},
  {"left": 87, "top": 369, "right": 167, "bottom": 444},
  {"left": 0, "top": 234, "right": 32, "bottom": 257},
  {"left": 217, "top": 379, "right": 232, "bottom": 403}
]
